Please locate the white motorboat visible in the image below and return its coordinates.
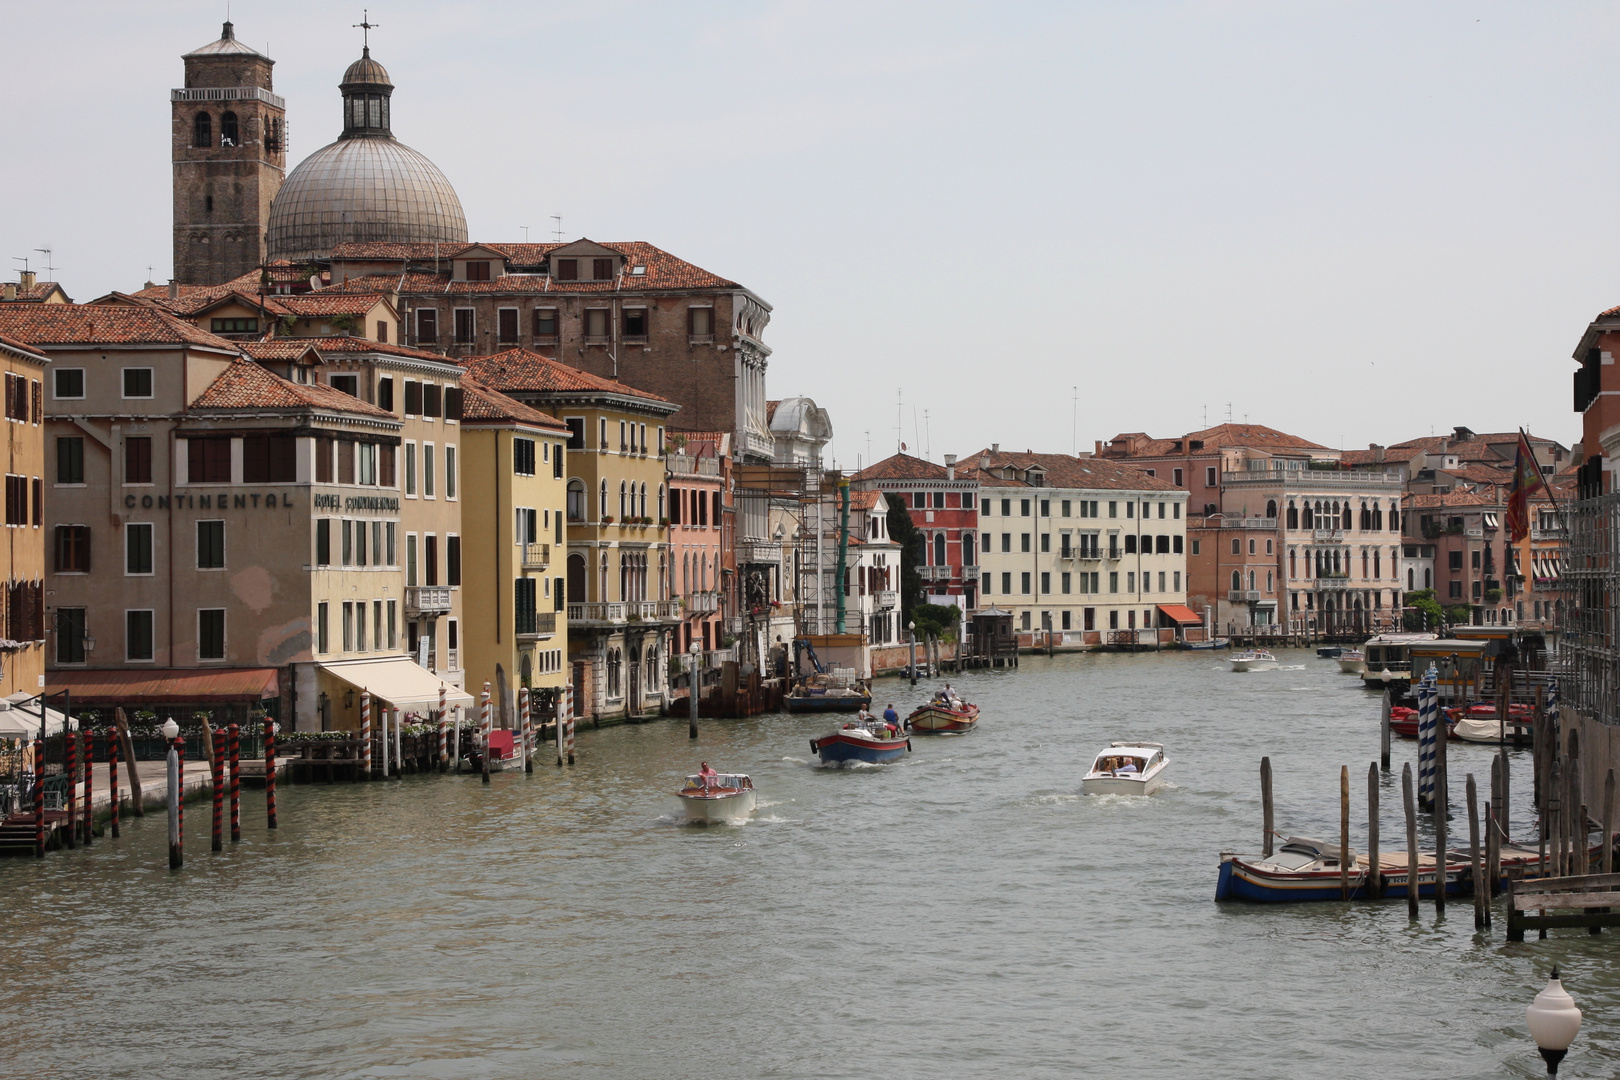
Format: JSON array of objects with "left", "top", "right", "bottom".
[
  {"left": 677, "top": 772, "right": 757, "bottom": 824},
  {"left": 1229, "top": 650, "right": 1279, "bottom": 672},
  {"left": 1337, "top": 649, "right": 1366, "bottom": 674},
  {"left": 1082, "top": 742, "right": 1169, "bottom": 796}
]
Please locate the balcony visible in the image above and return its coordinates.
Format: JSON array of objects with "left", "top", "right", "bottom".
[
  {"left": 876, "top": 590, "right": 898, "bottom": 609},
  {"left": 738, "top": 539, "right": 782, "bottom": 565},
  {"left": 1224, "top": 469, "right": 1404, "bottom": 487},
  {"left": 1228, "top": 590, "right": 1262, "bottom": 603},
  {"left": 522, "top": 543, "right": 550, "bottom": 570},
  {"left": 405, "top": 586, "right": 452, "bottom": 615},
  {"left": 626, "top": 600, "right": 682, "bottom": 622},
  {"left": 517, "top": 611, "right": 558, "bottom": 641},
  {"left": 1222, "top": 518, "right": 1278, "bottom": 530},
  {"left": 921, "top": 566, "right": 953, "bottom": 581},
  {"left": 568, "top": 601, "right": 626, "bottom": 625},
  {"left": 961, "top": 562, "right": 980, "bottom": 577},
  {"left": 685, "top": 590, "right": 719, "bottom": 614},
  {"left": 1312, "top": 529, "right": 1343, "bottom": 541},
  {"left": 666, "top": 452, "right": 721, "bottom": 477}
]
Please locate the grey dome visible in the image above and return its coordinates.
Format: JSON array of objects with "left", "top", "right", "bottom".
[
  {"left": 341, "top": 48, "right": 392, "bottom": 89},
  {"left": 266, "top": 136, "right": 467, "bottom": 262}
]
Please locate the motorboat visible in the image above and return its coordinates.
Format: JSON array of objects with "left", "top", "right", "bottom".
[
  {"left": 1316, "top": 646, "right": 1344, "bottom": 659},
  {"left": 1187, "top": 637, "right": 1230, "bottom": 650},
  {"left": 1336, "top": 650, "right": 1366, "bottom": 674},
  {"left": 1082, "top": 742, "right": 1168, "bottom": 796},
  {"left": 1387, "top": 706, "right": 1454, "bottom": 740},
  {"left": 677, "top": 772, "right": 757, "bottom": 824},
  {"left": 1216, "top": 837, "right": 1595, "bottom": 903},
  {"left": 811, "top": 715, "right": 910, "bottom": 765},
  {"left": 1229, "top": 650, "right": 1279, "bottom": 672},
  {"left": 1448, "top": 702, "right": 1535, "bottom": 745},
  {"left": 907, "top": 688, "right": 979, "bottom": 734},
  {"left": 784, "top": 673, "right": 871, "bottom": 713}
]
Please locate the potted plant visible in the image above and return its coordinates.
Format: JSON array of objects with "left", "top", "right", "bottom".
[
  {"left": 1485, "top": 587, "right": 1503, "bottom": 604},
  {"left": 601, "top": 515, "right": 615, "bottom": 524}
]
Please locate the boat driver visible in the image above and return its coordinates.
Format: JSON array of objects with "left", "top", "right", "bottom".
[{"left": 699, "top": 761, "right": 719, "bottom": 789}]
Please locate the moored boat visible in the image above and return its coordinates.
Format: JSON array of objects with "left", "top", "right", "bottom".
[
  {"left": 811, "top": 716, "right": 910, "bottom": 765},
  {"left": 677, "top": 770, "right": 757, "bottom": 823},
  {"left": 906, "top": 686, "right": 979, "bottom": 734},
  {"left": 1387, "top": 706, "right": 1455, "bottom": 740},
  {"left": 1337, "top": 649, "right": 1366, "bottom": 674},
  {"left": 1188, "top": 637, "right": 1230, "bottom": 650},
  {"left": 1447, "top": 702, "right": 1535, "bottom": 745},
  {"left": 1230, "top": 650, "right": 1279, "bottom": 672},
  {"left": 1215, "top": 837, "right": 1586, "bottom": 903},
  {"left": 784, "top": 673, "right": 872, "bottom": 713},
  {"left": 1081, "top": 742, "right": 1168, "bottom": 796}
]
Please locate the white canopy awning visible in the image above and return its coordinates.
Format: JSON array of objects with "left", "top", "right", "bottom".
[
  {"left": 319, "top": 658, "right": 475, "bottom": 715},
  {"left": 0, "top": 693, "right": 71, "bottom": 740}
]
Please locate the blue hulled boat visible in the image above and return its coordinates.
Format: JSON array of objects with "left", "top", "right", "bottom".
[{"left": 811, "top": 717, "right": 910, "bottom": 765}]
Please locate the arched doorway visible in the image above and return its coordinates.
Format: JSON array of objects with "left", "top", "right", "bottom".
[{"left": 568, "top": 553, "right": 587, "bottom": 606}]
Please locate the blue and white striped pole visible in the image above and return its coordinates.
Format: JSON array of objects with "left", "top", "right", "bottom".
[{"left": 1418, "top": 665, "right": 1439, "bottom": 810}]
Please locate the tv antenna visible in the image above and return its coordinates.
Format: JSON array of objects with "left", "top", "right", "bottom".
[
  {"left": 550, "top": 215, "right": 563, "bottom": 242},
  {"left": 11, "top": 256, "right": 28, "bottom": 278},
  {"left": 1071, "top": 386, "right": 1078, "bottom": 456},
  {"left": 1226, "top": 402, "right": 1233, "bottom": 423},
  {"left": 34, "top": 248, "right": 58, "bottom": 281},
  {"left": 353, "top": 10, "right": 379, "bottom": 49},
  {"left": 521, "top": 226, "right": 530, "bottom": 243}
]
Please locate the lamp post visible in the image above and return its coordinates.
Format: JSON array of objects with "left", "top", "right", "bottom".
[
  {"left": 1527, "top": 966, "right": 1582, "bottom": 1076},
  {"left": 689, "top": 641, "right": 702, "bottom": 739},
  {"left": 908, "top": 620, "right": 917, "bottom": 687},
  {"left": 162, "top": 718, "right": 181, "bottom": 870}
]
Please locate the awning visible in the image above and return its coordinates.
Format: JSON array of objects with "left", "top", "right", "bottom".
[
  {"left": 45, "top": 667, "right": 281, "bottom": 706},
  {"left": 1157, "top": 604, "right": 1205, "bottom": 624},
  {"left": 319, "top": 657, "right": 474, "bottom": 714},
  {"left": 0, "top": 693, "right": 70, "bottom": 739}
]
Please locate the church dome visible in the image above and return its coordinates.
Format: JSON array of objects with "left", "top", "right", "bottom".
[{"left": 265, "top": 47, "right": 466, "bottom": 263}]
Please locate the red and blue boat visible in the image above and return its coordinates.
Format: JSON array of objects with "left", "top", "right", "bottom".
[{"left": 811, "top": 717, "right": 910, "bottom": 765}]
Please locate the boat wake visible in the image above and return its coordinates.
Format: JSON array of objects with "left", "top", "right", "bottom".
[
  {"left": 1019, "top": 790, "right": 1081, "bottom": 806},
  {"left": 780, "top": 755, "right": 809, "bottom": 765}
]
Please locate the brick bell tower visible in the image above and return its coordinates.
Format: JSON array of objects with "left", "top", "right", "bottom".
[{"left": 171, "top": 21, "right": 286, "bottom": 285}]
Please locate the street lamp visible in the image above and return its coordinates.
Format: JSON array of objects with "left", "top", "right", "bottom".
[
  {"left": 1526, "top": 966, "right": 1582, "bottom": 1076},
  {"left": 688, "top": 640, "right": 702, "bottom": 740},
  {"left": 908, "top": 620, "right": 917, "bottom": 687},
  {"left": 162, "top": 719, "right": 181, "bottom": 870}
]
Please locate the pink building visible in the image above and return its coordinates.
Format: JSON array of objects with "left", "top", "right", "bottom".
[{"left": 666, "top": 432, "right": 728, "bottom": 656}]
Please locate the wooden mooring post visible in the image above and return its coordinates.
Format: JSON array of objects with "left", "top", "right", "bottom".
[
  {"left": 1339, "top": 766, "right": 1350, "bottom": 901},
  {"left": 115, "top": 709, "right": 143, "bottom": 816},
  {"left": 1489, "top": 755, "right": 1503, "bottom": 895},
  {"left": 1604, "top": 769, "right": 1616, "bottom": 876},
  {"left": 1467, "top": 773, "right": 1485, "bottom": 929},
  {"left": 1435, "top": 723, "right": 1448, "bottom": 915},
  {"left": 1380, "top": 690, "right": 1391, "bottom": 769},
  {"left": 108, "top": 729, "right": 120, "bottom": 839},
  {"left": 1403, "top": 762, "right": 1419, "bottom": 919},
  {"left": 1260, "top": 756, "right": 1273, "bottom": 858}
]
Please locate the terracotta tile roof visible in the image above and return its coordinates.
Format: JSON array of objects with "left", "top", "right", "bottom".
[
  {"left": 258, "top": 336, "right": 459, "bottom": 364},
  {"left": 1340, "top": 446, "right": 1426, "bottom": 467},
  {"left": 0, "top": 333, "right": 48, "bottom": 362},
  {"left": 0, "top": 304, "right": 239, "bottom": 351},
  {"left": 240, "top": 340, "right": 321, "bottom": 362},
  {"left": 1405, "top": 491, "right": 1496, "bottom": 509},
  {"left": 457, "top": 374, "right": 569, "bottom": 431},
  {"left": 269, "top": 293, "right": 390, "bottom": 317},
  {"left": 1100, "top": 423, "right": 1328, "bottom": 458},
  {"left": 326, "top": 240, "right": 740, "bottom": 293},
  {"left": 189, "top": 359, "right": 395, "bottom": 418},
  {"left": 462, "top": 347, "right": 673, "bottom": 404},
  {"left": 851, "top": 453, "right": 952, "bottom": 482},
  {"left": 960, "top": 448, "right": 1182, "bottom": 492},
  {"left": 0, "top": 283, "right": 70, "bottom": 303},
  {"left": 849, "top": 490, "right": 884, "bottom": 512},
  {"left": 1438, "top": 463, "right": 1512, "bottom": 486}
]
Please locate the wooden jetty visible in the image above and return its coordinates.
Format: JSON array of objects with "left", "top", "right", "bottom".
[{"left": 1508, "top": 871, "right": 1620, "bottom": 940}]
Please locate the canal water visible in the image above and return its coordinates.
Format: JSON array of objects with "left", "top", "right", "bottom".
[{"left": 0, "top": 651, "right": 1614, "bottom": 1078}]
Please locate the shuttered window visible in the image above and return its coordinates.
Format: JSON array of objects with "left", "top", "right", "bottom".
[
  {"left": 515, "top": 578, "right": 537, "bottom": 635},
  {"left": 316, "top": 437, "right": 333, "bottom": 483},
  {"left": 125, "top": 436, "right": 152, "bottom": 484},
  {"left": 188, "top": 438, "right": 231, "bottom": 484},
  {"left": 242, "top": 435, "right": 296, "bottom": 483}
]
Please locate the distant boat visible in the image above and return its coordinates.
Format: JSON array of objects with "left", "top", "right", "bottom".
[
  {"left": 1082, "top": 742, "right": 1169, "bottom": 796},
  {"left": 677, "top": 771, "right": 757, "bottom": 824},
  {"left": 784, "top": 673, "right": 871, "bottom": 713},
  {"left": 1188, "top": 638, "right": 1229, "bottom": 650},
  {"left": 811, "top": 716, "right": 910, "bottom": 765},
  {"left": 907, "top": 690, "right": 979, "bottom": 734},
  {"left": 1316, "top": 646, "right": 1345, "bottom": 659},
  {"left": 1337, "top": 649, "right": 1366, "bottom": 674},
  {"left": 1230, "top": 650, "right": 1279, "bottom": 672}
]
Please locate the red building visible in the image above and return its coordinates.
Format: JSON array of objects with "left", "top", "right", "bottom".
[{"left": 851, "top": 453, "right": 980, "bottom": 612}]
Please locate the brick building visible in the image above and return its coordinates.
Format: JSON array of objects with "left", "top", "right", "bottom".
[{"left": 850, "top": 452, "right": 980, "bottom": 612}]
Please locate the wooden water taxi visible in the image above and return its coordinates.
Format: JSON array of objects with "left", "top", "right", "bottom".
[
  {"left": 906, "top": 688, "right": 979, "bottom": 734},
  {"left": 811, "top": 716, "right": 910, "bottom": 765}
]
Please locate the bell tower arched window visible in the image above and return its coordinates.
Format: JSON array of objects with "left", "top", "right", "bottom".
[
  {"left": 220, "top": 111, "right": 238, "bottom": 147},
  {"left": 193, "top": 112, "right": 212, "bottom": 148}
]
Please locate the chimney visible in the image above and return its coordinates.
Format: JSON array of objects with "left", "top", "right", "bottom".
[
  {"left": 944, "top": 453, "right": 956, "bottom": 480},
  {"left": 980, "top": 452, "right": 991, "bottom": 471},
  {"left": 991, "top": 443, "right": 1000, "bottom": 453},
  {"left": 1369, "top": 443, "right": 1384, "bottom": 463},
  {"left": 1, "top": 284, "right": 14, "bottom": 302},
  {"left": 1094, "top": 440, "right": 1103, "bottom": 456},
  {"left": 167, "top": 279, "right": 180, "bottom": 300},
  {"left": 18, "top": 270, "right": 35, "bottom": 290}
]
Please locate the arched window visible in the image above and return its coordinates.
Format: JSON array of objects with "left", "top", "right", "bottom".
[
  {"left": 682, "top": 553, "right": 690, "bottom": 593},
  {"left": 1408, "top": 567, "right": 1415, "bottom": 590},
  {"left": 963, "top": 532, "right": 975, "bottom": 566},
  {"left": 1289, "top": 550, "right": 1297, "bottom": 578},
  {"left": 1389, "top": 501, "right": 1400, "bottom": 531},
  {"left": 567, "top": 552, "right": 587, "bottom": 603},
  {"left": 1266, "top": 500, "right": 1277, "bottom": 520},
  {"left": 1302, "top": 503, "right": 1314, "bottom": 529},
  {"left": 619, "top": 481, "right": 628, "bottom": 521},
  {"left": 658, "top": 484, "right": 666, "bottom": 522},
  {"left": 1373, "top": 550, "right": 1381, "bottom": 578},
  {"left": 599, "top": 480, "right": 608, "bottom": 520},
  {"left": 193, "top": 112, "right": 212, "bottom": 148},
  {"left": 640, "top": 482, "right": 648, "bottom": 519},
  {"left": 567, "top": 479, "right": 586, "bottom": 521},
  {"left": 1231, "top": 569, "right": 1241, "bottom": 590},
  {"left": 1342, "top": 504, "right": 1352, "bottom": 530},
  {"left": 1359, "top": 503, "right": 1371, "bottom": 531},
  {"left": 220, "top": 111, "right": 238, "bottom": 146},
  {"left": 1248, "top": 570, "right": 1256, "bottom": 590},
  {"left": 934, "top": 533, "right": 946, "bottom": 566}
]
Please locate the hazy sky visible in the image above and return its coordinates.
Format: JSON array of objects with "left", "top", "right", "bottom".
[{"left": 1, "top": 2, "right": 1615, "bottom": 466}]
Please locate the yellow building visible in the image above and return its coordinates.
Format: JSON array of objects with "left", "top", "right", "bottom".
[
  {"left": 0, "top": 330, "right": 48, "bottom": 699},
  {"left": 463, "top": 348, "right": 681, "bottom": 722},
  {"left": 457, "top": 374, "right": 571, "bottom": 703}
]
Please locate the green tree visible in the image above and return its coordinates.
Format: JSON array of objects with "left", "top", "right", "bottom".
[
  {"left": 910, "top": 602, "right": 962, "bottom": 642},
  {"left": 1444, "top": 605, "right": 1473, "bottom": 626},
  {"left": 1403, "top": 589, "right": 1444, "bottom": 632},
  {"left": 885, "top": 497, "right": 925, "bottom": 625}
]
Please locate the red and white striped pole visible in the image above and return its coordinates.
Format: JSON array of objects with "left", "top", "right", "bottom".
[
  {"left": 360, "top": 691, "right": 373, "bottom": 779},
  {"left": 437, "top": 686, "right": 448, "bottom": 774},
  {"left": 82, "top": 728, "right": 93, "bottom": 846},
  {"left": 264, "top": 719, "right": 277, "bottom": 830},
  {"left": 520, "top": 688, "right": 533, "bottom": 774},
  {"left": 480, "top": 682, "right": 492, "bottom": 785}
]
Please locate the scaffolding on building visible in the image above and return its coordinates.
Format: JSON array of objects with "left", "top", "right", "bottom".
[{"left": 1563, "top": 489, "right": 1617, "bottom": 724}]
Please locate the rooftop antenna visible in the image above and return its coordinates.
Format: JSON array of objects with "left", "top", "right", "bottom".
[
  {"left": 521, "top": 226, "right": 530, "bottom": 243},
  {"left": 896, "top": 389, "right": 903, "bottom": 454},
  {"left": 551, "top": 215, "right": 563, "bottom": 242},
  {"left": 1203, "top": 404, "right": 1208, "bottom": 428},
  {"left": 11, "top": 256, "right": 28, "bottom": 279},
  {"left": 924, "top": 409, "right": 931, "bottom": 460},
  {"left": 353, "top": 10, "right": 379, "bottom": 50},
  {"left": 1071, "top": 386, "right": 1078, "bottom": 456},
  {"left": 912, "top": 405, "right": 921, "bottom": 460},
  {"left": 33, "top": 248, "right": 57, "bottom": 282},
  {"left": 865, "top": 430, "right": 871, "bottom": 465},
  {"left": 1226, "top": 402, "right": 1233, "bottom": 423}
]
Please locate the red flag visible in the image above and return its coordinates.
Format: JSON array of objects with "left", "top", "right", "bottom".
[{"left": 1504, "top": 432, "right": 1546, "bottom": 543}]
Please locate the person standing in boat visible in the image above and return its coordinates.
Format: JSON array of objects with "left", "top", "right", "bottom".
[
  {"left": 884, "top": 703, "right": 900, "bottom": 731},
  {"left": 699, "top": 762, "right": 719, "bottom": 789}
]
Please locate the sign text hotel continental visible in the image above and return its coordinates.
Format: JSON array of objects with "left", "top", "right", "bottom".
[{"left": 122, "top": 491, "right": 401, "bottom": 512}]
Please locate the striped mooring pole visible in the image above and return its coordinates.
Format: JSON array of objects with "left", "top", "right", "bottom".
[
  {"left": 264, "top": 719, "right": 277, "bottom": 829},
  {"left": 211, "top": 728, "right": 225, "bottom": 852},
  {"left": 64, "top": 732, "right": 77, "bottom": 850},
  {"left": 33, "top": 737, "right": 45, "bottom": 857},
  {"left": 480, "top": 682, "right": 492, "bottom": 785},
  {"left": 438, "top": 685, "right": 448, "bottom": 774},
  {"left": 520, "top": 688, "right": 533, "bottom": 774},
  {"left": 108, "top": 728, "right": 120, "bottom": 839},
  {"left": 361, "top": 691, "right": 373, "bottom": 779},
  {"left": 81, "top": 729, "right": 93, "bottom": 846},
  {"left": 228, "top": 722, "right": 241, "bottom": 843}
]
